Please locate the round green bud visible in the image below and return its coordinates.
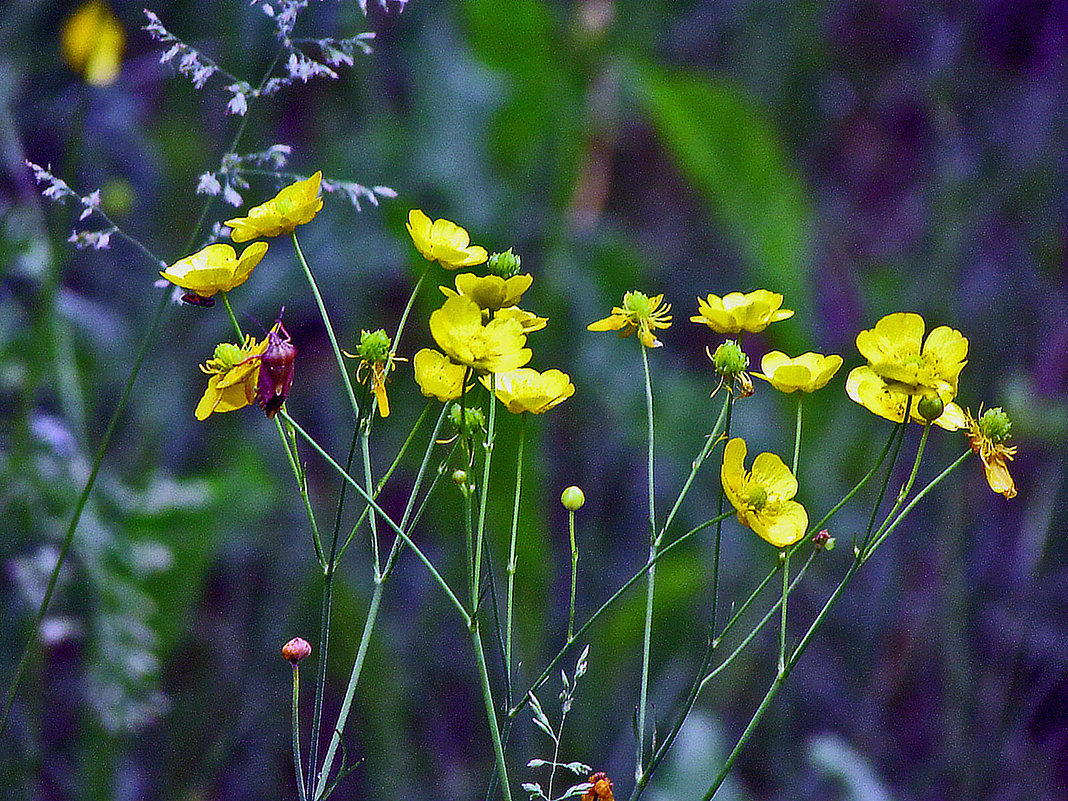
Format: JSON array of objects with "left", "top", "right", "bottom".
[
  {"left": 448, "top": 403, "right": 486, "bottom": 436},
  {"left": 712, "top": 340, "right": 749, "bottom": 377},
  {"left": 487, "top": 248, "right": 522, "bottom": 278},
  {"left": 451, "top": 469, "right": 468, "bottom": 486},
  {"left": 978, "top": 407, "right": 1013, "bottom": 442},
  {"left": 917, "top": 393, "right": 944, "bottom": 422},
  {"left": 560, "top": 485, "right": 585, "bottom": 511}
]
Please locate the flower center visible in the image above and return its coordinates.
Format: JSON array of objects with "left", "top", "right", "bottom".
[{"left": 744, "top": 484, "right": 768, "bottom": 509}]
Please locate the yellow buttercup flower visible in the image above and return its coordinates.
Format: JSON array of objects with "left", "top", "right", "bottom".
[
  {"left": 159, "top": 241, "right": 268, "bottom": 298},
  {"left": 721, "top": 438, "right": 808, "bottom": 548},
  {"left": 225, "top": 172, "right": 324, "bottom": 243},
  {"left": 964, "top": 407, "right": 1017, "bottom": 499},
  {"left": 430, "top": 296, "right": 531, "bottom": 374},
  {"left": 846, "top": 312, "right": 968, "bottom": 430},
  {"left": 62, "top": 1, "right": 124, "bottom": 86},
  {"left": 587, "top": 290, "right": 672, "bottom": 349},
  {"left": 480, "top": 368, "right": 575, "bottom": 414},
  {"left": 495, "top": 306, "right": 548, "bottom": 333},
  {"left": 195, "top": 335, "right": 268, "bottom": 420},
  {"left": 757, "top": 351, "right": 843, "bottom": 394},
  {"left": 413, "top": 348, "right": 466, "bottom": 402},
  {"left": 406, "top": 209, "right": 488, "bottom": 270},
  {"left": 443, "top": 273, "right": 533, "bottom": 312},
  {"left": 690, "top": 290, "right": 794, "bottom": 334}
]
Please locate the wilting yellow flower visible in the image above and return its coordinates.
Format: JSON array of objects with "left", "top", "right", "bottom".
[
  {"left": 846, "top": 312, "right": 968, "bottom": 430},
  {"left": 406, "top": 209, "right": 488, "bottom": 270},
  {"left": 62, "top": 1, "right": 124, "bottom": 86},
  {"left": 495, "top": 306, "right": 547, "bottom": 333},
  {"left": 413, "top": 348, "right": 466, "bottom": 402},
  {"left": 721, "top": 438, "right": 808, "bottom": 547},
  {"left": 159, "top": 242, "right": 268, "bottom": 298},
  {"left": 480, "top": 368, "right": 574, "bottom": 414},
  {"left": 225, "top": 172, "right": 324, "bottom": 242},
  {"left": 195, "top": 335, "right": 268, "bottom": 420},
  {"left": 691, "top": 290, "right": 794, "bottom": 334},
  {"left": 443, "top": 273, "right": 533, "bottom": 311},
  {"left": 587, "top": 290, "right": 672, "bottom": 348},
  {"left": 965, "top": 407, "right": 1017, "bottom": 499},
  {"left": 430, "top": 296, "right": 530, "bottom": 374},
  {"left": 350, "top": 329, "right": 400, "bottom": 418},
  {"left": 757, "top": 351, "right": 843, "bottom": 394}
]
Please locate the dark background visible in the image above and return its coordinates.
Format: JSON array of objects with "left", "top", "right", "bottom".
[{"left": 2, "top": 1, "right": 1067, "bottom": 799}]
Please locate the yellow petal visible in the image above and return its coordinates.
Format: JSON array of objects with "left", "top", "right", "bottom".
[
  {"left": 856, "top": 312, "right": 925, "bottom": 367},
  {"left": 753, "top": 501, "right": 808, "bottom": 547},
  {"left": 413, "top": 349, "right": 466, "bottom": 402},
  {"left": 720, "top": 438, "right": 749, "bottom": 510},
  {"left": 750, "top": 452, "right": 798, "bottom": 503}
]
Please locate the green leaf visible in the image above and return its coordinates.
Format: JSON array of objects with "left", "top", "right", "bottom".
[{"left": 634, "top": 64, "right": 812, "bottom": 348}]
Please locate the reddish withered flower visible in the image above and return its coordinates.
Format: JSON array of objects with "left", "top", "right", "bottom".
[
  {"left": 257, "top": 318, "right": 296, "bottom": 418},
  {"left": 281, "top": 636, "right": 312, "bottom": 664},
  {"left": 582, "top": 772, "right": 615, "bottom": 801}
]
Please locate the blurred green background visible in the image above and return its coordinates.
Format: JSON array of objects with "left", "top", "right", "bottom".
[{"left": 2, "top": 1, "right": 1067, "bottom": 799}]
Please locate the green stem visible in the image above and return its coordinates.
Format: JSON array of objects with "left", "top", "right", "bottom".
[
  {"left": 474, "top": 375, "right": 497, "bottom": 607},
  {"left": 862, "top": 419, "right": 930, "bottom": 561},
  {"left": 292, "top": 666, "right": 308, "bottom": 801},
  {"left": 471, "top": 619, "right": 514, "bottom": 801},
  {"left": 710, "top": 397, "right": 735, "bottom": 635},
  {"left": 792, "top": 396, "right": 803, "bottom": 476},
  {"left": 860, "top": 412, "right": 910, "bottom": 553},
  {"left": 505, "top": 414, "right": 526, "bottom": 686},
  {"left": 568, "top": 509, "right": 578, "bottom": 644},
  {"left": 508, "top": 512, "right": 734, "bottom": 717},
  {"left": 361, "top": 422, "right": 382, "bottom": 575},
  {"left": 290, "top": 231, "right": 360, "bottom": 419},
  {"left": 659, "top": 396, "right": 731, "bottom": 541},
  {"left": 221, "top": 291, "right": 242, "bottom": 339},
  {"left": 636, "top": 344, "right": 657, "bottom": 778},
  {"left": 779, "top": 551, "right": 789, "bottom": 674},
  {"left": 277, "top": 417, "right": 326, "bottom": 567},
  {"left": 282, "top": 411, "right": 470, "bottom": 624}
]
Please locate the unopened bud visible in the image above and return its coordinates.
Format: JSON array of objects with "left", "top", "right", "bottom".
[
  {"left": 561, "top": 485, "right": 585, "bottom": 511},
  {"left": 282, "top": 636, "right": 312, "bottom": 664},
  {"left": 917, "top": 393, "right": 944, "bottom": 422},
  {"left": 812, "top": 529, "right": 835, "bottom": 551},
  {"left": 451, "top": 468, "right": 468, "bottom": 486}
]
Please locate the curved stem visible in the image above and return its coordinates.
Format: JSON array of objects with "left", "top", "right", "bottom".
[{"left": 290, "top": 231, "right": 360, "bottom": 419}]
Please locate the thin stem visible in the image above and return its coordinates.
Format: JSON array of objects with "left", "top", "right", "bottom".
[
  {"left": 710, "top": 397, "right": 735, "bottom": 635},
  {"left": 861, "top": 411, "right": 910, "bottom": 552},
  {"left": 471, "top": 620, "right": 514, "bottom": 801},
  {"left": 291, "top": 231, "right": 360, "bottom": 419},
  {"left": 220, "top": 291, "right": 242, "bottom": 339},
  {"left": 292, "top": 666, "right": 308, "bottom": 801},
  {"left": 636, "top": 344, "right": 657, "bottom": 778},
  {"left": 361, "top": 423, "right": 382, "bottom": 576},
  {"left": 792, "top": 396, "right": 803, "bottom": 476},
  {"left": 505, "top": 414, "right": 526, "bottom": 685},
  {"left": 568, "top": 509, "right": 579, "bottom": 644},
  {"left": 862, "top": 419, "right": 930, "bottom": 561},
  {"left": 474, "top": 375, "right": 497, "bottom": 607},
  {"left": 779, "top": 551, "right": 789, "bottom": 674},
  {"left": 509, "top": 512, "right": 734, "bottom": 717},
  {"left": 282, "top": 411, "right": 470, "bottom": 625}
]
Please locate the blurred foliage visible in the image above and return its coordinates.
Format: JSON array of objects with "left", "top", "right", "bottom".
[{"left": 1, "top": 1, "right": 1067, "bottom": 800}]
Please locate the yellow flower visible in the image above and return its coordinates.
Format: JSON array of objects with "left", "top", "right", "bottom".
[
  {"left": 480, "top": 368, "right": 575, "bottom": 414},
  {"left": 159, "top": 241, "right": 268, "bottom": 298},
  {"left": 406, "top": 209, "right": 488, "bottom": 270},
  {"left": 430, "top": 296, "right": 531, "bottom": 374},
  {"left": 443, "top": 273, "right": 533, "bottom": 311},
  {"left": 587, "top": 290, "right": 672, "bottom": 348},
  {"left": 195, "top": 335, "right": 268, "bottom": 420},
  {"left": 757, "top": 351, "right": 843, "bottom": 393},
  {"left": 846, "top": 312, "right": 969, "bottom": 430},
  {"left": 721, "top": 438, "right": 808, "bottom": 547},
  {"left": 845, "top": 367, "right": 966, "bottom": 430},
  {"left": 964, "top": 407, "right": 1018, "bottom": 499},
  {"left": 690, "top": 290, "right": 794, "bottom": 334},
  {"left": 413, "top": 348, "right": 466, "bottom": 402},
  {"left": 225, "top": 172, "right": 324, "bottom": 242},
  {"left": 62, "top": 1, "right": 124, "bottom": 86},
  {"left": 495, "top": 306, "right": 548, "bottom": 333}
]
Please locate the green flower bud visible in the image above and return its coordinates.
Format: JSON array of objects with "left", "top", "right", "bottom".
[
  {"left": 486, "top": 248, "right": 522, "bottom": 278},
  {"left": 712, "top": 340, "right": 749, "bottom": 377},
  {"left": 917, "top": 393, "right": 944, "bottom": 422},
  {"left": 978, "top": 407, "right": 1012, "bottom": 442},
  {"left": 448, "top": 403, "right": 486, "bottom": 437},
  {"left": 356, "top": 329, "right": 392, "bottom": 364},
  {"left": 451, "top": 468, "right": 468, "bottom": 486},
  {"left": 560, "top": 485, "right": 585, "bottom": 511}
]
